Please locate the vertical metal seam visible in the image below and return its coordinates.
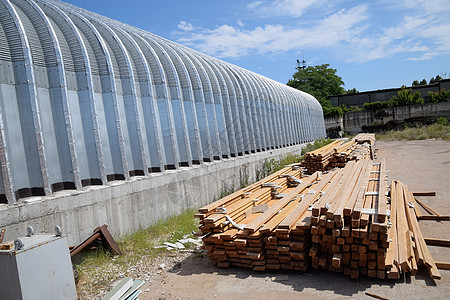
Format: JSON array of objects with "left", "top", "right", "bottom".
[{"left": 0, "top": 106, "right": 16, "bottom": 203}]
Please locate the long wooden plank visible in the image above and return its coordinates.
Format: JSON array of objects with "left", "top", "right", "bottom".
[
  {"left": 424, "top": 238, "right": 450, "bottom": 247},
  {"left": 415, "top": 198, "right": 441, "bottom": 217},
  {"left": 314, "top": 162, "right": 357, "bottom": 216},
  {"left": 377, "top": 159, "right": 387, "bottom": 222},
  {"left": 352, "top": 161, "right": 374, "bottom": 218},
  {"left": 401, "top": 182, "right": 441, "bottom": 279},
  {"left": 244, "top": 172, "right": 320, "bottom": 232},
  {"left": 311, "top": 168, "right": 345, "bottom": 216},
  {"left": 278, "top": 170, "right": 338, "bottom": 229},
  {"left": 435, "top": 262, "right": 450, "bottom": 270},
  {"left": 395, "top": 181, "right": 411, "bottom": 271},
  {"left": 402, "top": 183, "right": 424, "bottom": 265},
  {"left": 385, "top": 181, "right": 398, "bottom": 271},
  {"left": 199, "top": 165, "right": 296, "bottom": 213},
  {"left": 332, "top": 160, "right": 368, "bottom": 222},
  {"left": 326, "top": 160, "right": 361, "bottom": 219}
]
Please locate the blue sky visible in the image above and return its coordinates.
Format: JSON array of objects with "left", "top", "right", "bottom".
[{"left": 63, "top": 0, "right": 450, "bottom": 92}]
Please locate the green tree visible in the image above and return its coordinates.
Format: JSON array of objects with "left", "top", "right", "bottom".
[
  {"left": 412, "top": 80, "right": 420, "bottom": 86},
  {"left": 287, "top": 64, "right": 345, "bottom": 102},
  {"left": 420, "top": 79, "right": 427, "bottom": 85},
  {"left": 346, "top": 88, "right": 359, "bottom": 94},
  {"left": 391, "top": 88, "right": 424, "bottom": 106},
  {"left": 287, "top": 64, "right": 346, "bottom": 117},
  {"left": 435, "top": 75, "right": 443, "bottom": 81},
  {"left": 430, "top": 77, "right": 435, "bottom": 84}
]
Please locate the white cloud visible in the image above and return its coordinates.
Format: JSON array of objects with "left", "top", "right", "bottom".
[
  {"left": 177, "top": 21, "right": 195, "bottom": 31},
  {"left": 177, "top": 5, "right": 368, "bottom": 58},
  {"left": 248, "top": 0, "right": 324, "bottom": 17},
  {"left": 407, "top": 52, "right": 440, "bottom": 61},
  {"left": 389, "top": 0, "right": 450, "bottom": 14},
  {"left": 175, "top": 1, "right": 450, "bottom": 63},
  {"left": 247, "top": 1, "right": 263, "bottom": 9}
]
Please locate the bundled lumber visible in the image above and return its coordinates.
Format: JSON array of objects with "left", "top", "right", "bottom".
[
  {"left": 385, "top": 180, "right": 440, "bottom": 279},
  {"left": 302, "top": 140, "right": 344, "bottom": 174},
  {"left": 302, "top": 133, "right": 375, "bottom": 174},
  {"left": 196, "top": 134, "right": 440, "bottom": 281},
  {"left": 309, "top": 159, "right": 389, "bottom": 279}
]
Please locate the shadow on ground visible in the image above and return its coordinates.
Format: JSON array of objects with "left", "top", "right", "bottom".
[{"left": 168, "top": 253, "right": 436, "bottom": 297}]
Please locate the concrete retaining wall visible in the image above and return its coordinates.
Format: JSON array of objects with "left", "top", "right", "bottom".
[
  {"left": 0, "top": 144, "right": 307, "bottom": 246},
  {"left": 324, "top": 102, "right": 450, "bottom": 135},
  {"left": 330, "top": 79, "right": 450, "bottom": 107}
]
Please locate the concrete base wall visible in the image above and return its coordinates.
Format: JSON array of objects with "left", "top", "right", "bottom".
[
  {"left": 0, "top": 144, "right": 307, "bottom": 246},
  {"left": 324, "top": 116, "right": 344, "bottom": 138},
  {"left": 329, "top": 79, "right": 450, "bottom": 107},
  {"left": 324, "top": 102, "right": 450, "bottom": 135}
]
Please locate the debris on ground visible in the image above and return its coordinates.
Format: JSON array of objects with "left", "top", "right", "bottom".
[
  {"left": 103, "top": 277, "right": 144, "bottom": 300},
  {"left": 158, "top": 236, "right": 203, "bottom": 251},
  {"left": 70, "top": 224, "right": 121, "bottom": 257}
]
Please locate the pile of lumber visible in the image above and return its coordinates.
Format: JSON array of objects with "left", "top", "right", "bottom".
[
  {"left": 309, "top": 159, "right": 390, "bottom": 279},
  {"left": 385, "top": 181, "right": 440, "bottom": 279},
  {"left": 302, "top": 134, "right": 375, "bottom": 174},
  {"left": 302, "top": 140, "right": 344, "bottom": 174},
  {"left": 355, "top": 133, "right": 376, "bottom": 145},
  {"left": 196, "top": 135, "right": 441, "bottom": 281}
]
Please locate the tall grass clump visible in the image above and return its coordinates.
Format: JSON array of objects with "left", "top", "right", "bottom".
[{"left": 376, "top": 118, "right": 450, "bottom": 141}]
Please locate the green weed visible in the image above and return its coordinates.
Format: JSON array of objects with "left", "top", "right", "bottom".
[{"left": 376, "top": 122, "right": 450, "bottom": 141}]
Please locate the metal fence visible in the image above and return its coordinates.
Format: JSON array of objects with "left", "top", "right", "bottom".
[{"left": 0, "top": 0, "right": 326, "bottom": 204}]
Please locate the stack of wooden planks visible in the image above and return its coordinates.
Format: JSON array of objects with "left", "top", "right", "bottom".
[
  {"left": 385, "top": 180, "right": 440, "bottom": 279},
  {"left": 302, "top": 133, "right": 375, "bottom": 174},
  {"left": 309, "top": 159, "right": 389, "bottom": 279},
  {"left": 196, "top": 134, "right": 440, "bottom": 281},
  {"left": 302, "top": 140, "right": 344, "bottom": 174}
]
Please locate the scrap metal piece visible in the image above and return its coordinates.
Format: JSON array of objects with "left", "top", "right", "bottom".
[{"left": 70, "top": 224, "right": 121, "bottom": 257}]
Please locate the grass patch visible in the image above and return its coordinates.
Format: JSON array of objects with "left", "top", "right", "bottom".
[
  {"left": 301, "top": 138, "right": 334, "bottom": 155},
  {"left": 255, "top": 138, "right": 334, "bottom": 181},
  {"left": 376, "top": 121, "right": 450, "bottom": 141},
  {"left": 75, "top": 208, "right": 199, "bottom": 296}
]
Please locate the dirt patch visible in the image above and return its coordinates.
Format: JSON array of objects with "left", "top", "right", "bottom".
[{"left": 137, "top": 139, "right": 450, "bottom": 300}]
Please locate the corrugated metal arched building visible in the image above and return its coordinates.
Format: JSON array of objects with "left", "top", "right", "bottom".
[{"left": 0, "top": 0, "right": 325, "bottom": 205}]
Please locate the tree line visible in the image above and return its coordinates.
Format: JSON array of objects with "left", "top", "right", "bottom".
[{"left": 287, "top": 64, "right": 449, "bottom": 117}]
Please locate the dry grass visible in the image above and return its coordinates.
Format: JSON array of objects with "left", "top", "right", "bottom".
[{"left": 376, "top": 122, "right": 450, "bottom": 141}]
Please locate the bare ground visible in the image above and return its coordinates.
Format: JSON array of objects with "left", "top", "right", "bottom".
[{"left": 132, "top": 139, "right": 450, "bottom": 300}]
